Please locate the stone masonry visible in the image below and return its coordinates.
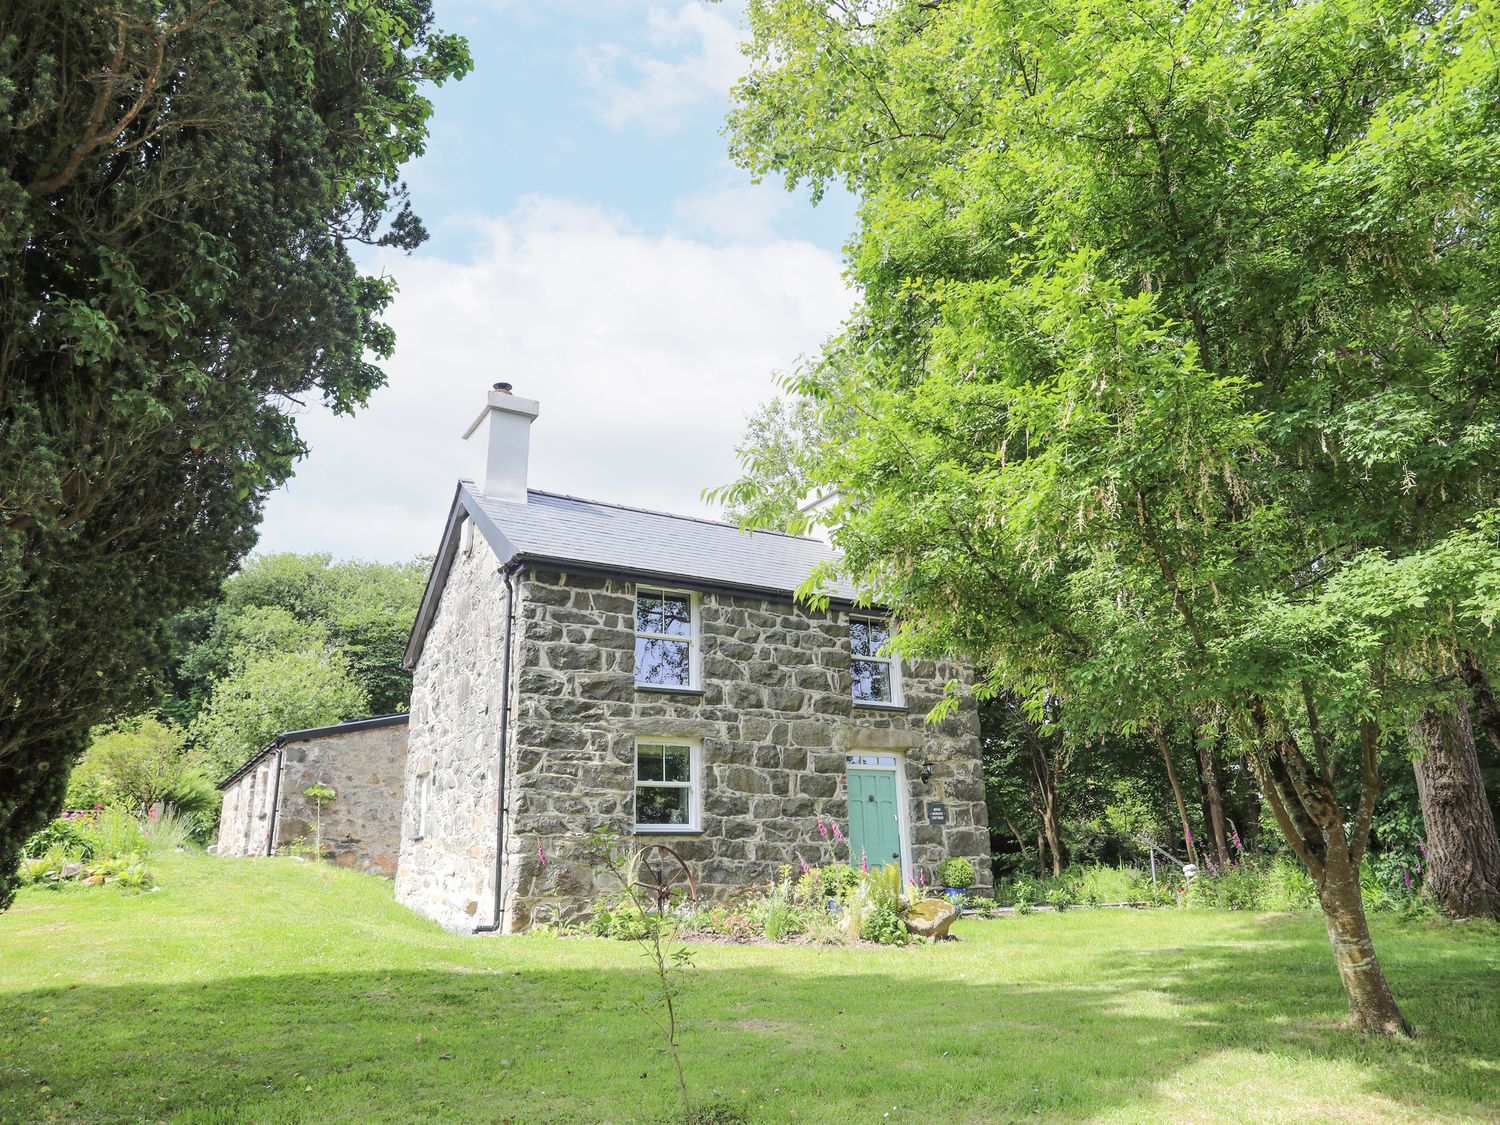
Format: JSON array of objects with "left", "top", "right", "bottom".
[
  {"left": 395, "top": 529, "right": 513, "bottom": 929},
  {"left": 396, "top": 530, "right": 991, "bottom": 933},
  {"left": 216, "top": 717, "right": 409, "bottom": 878}
]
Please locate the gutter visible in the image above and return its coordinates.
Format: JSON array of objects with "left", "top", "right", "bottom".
[{"left": 474, "top": 562, "right": 519, "bottom": 933}]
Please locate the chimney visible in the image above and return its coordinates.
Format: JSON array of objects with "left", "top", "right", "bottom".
[
  {"left": 797, "top": 488, "right": 844, "bottom": 542},
  {"left": 463, "top": 382, "right": 540, "bottom": 501}
]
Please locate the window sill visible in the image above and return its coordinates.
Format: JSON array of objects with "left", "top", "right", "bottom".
[
  {"left": 852, "top": 700, "right": 909, "bottom": 713},
  {"left": 634, "top": 684, "right": 705, "bottom": 697},
  {"left": 633, "top": 825, "right": 704, "bottom": 836}
]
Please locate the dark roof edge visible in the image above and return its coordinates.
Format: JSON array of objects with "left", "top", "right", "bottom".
[
  {"left": 217, "top": 744, "right": 278, "bottom": 791},
  {"left": 279, "top": 712, "right": 409, "bottom": 743},
  {"left": 217, "top": 713, "right": 411, "bottom": 790}
]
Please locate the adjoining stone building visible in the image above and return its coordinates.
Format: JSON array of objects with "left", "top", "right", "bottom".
[
  {"left": 396, "top": 386, "right": 991, "bottom": 934},
  {"left": 215, "top": 714, "right": 410, "bottom": 877}
]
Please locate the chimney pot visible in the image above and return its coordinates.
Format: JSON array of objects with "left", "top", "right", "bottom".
[{"left": 493, "top": 382, "right": 512, "bottom": 394}]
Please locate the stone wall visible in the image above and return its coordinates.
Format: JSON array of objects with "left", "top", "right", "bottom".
[
  {"left": 498, "top": 568, "right": 990, "bottom": 931},
  {"left": 396, "top": 523, "right": 512, "bottom": 930},
  {"left": 273, "top": 721, "right": 409, "bottom": 877},
  {"left": 216, "top": 751, "right": 281, "bottom": 858},
  {"left": 214, "top": 721, "right": 409, "bottom": 876}
]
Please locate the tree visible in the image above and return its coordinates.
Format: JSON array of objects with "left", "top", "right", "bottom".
[
  {"left": 0, "top": 2, "right": 467, "bottom": 907},
  {"left": 163, "top": 554, "right": 428, "bottom": 725},
  {"left": 720, "top": 0, "right": 1500, "bottom": 1033},
  {"left": 191, "top": 651, "right": 369, "bottom": 779},
  {"left": 65, "top": 715, "right": 196, "bottom": 816},
  {"left": 1410, "top": 697, "right": 1500, "bottom": 919}
]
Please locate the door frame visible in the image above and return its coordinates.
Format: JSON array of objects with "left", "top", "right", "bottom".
[{"left": 844, "top": 751, "right": 914, "bottom": 882}]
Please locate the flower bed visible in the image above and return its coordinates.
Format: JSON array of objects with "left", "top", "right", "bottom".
[
  {"left": 584, "top": 862, "right": 964, "bottom": 947},
  {"left": 17, "top": 808, "right": 164, "bottom": 891}
]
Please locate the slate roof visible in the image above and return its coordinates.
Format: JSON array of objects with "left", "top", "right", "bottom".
[
  {"left": 403, "top": 482, "right": 861, "bottom": 668},
  {"left": 467, "top": 484, "right": 857, "bottom": 600}
]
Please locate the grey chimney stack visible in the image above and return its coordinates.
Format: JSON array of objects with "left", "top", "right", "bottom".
[{"left": 463, "top": 383, "right": 540, "bottom": 502}]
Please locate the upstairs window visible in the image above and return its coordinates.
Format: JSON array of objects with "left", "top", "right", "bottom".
[
  {"left": 851, "top": 615, "right": 899, "bottom": 705},
  {"left": 635, "top": 587, "right": 695, "bottom": 688},
  {"left": 634, "top": 740, "right": 700, "bottom": 831}
]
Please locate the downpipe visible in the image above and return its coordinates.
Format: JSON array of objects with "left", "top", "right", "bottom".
[{"left": 474, "top": 564, "right": 518, "bottom": 934}]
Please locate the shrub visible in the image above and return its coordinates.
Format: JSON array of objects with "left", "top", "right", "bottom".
[
  {"left": 21, "top": 818, "right": 95, "bottom": 862},
  {"left": 1045, "top": 885, "right": 1074, "bottom": 911},
  {"left": 587, "top": 896, "right": 662, "bottom": 941},
  {"left": 936, "top": 856, "right": 976, "bottom": 890},
  {"left": 1065, "top": 864, "right": 1141, "bottom": 905},
  {"left": 862, "top": 904, "right": 909, "bottom": 946},
  {"left": 817, "top": 863, "right": 860, "bottom": 899},
  {"left": 961, "top": 893, "right": 996, "bottom": 917},
  {"left": 74, "top": 808, "right": 148, "bottom": 860},
  {"left": 140, "top": 808, "right": 197, "bottom": 852}
]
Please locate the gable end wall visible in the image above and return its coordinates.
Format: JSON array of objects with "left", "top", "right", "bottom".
[{"left": 396, "top": 525, "right": 510, "bottom": 930}]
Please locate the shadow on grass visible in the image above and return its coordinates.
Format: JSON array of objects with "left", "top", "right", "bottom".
[{"left": 0, "top": 915, "right": 1495, "bottom": 1123}]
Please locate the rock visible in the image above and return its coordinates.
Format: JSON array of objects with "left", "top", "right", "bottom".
[
  {"left": 904, "top": 898, "right": 958, "bottom": 940},
  {"left": 60, "top": 863, "right": 82, "bottom": 879}
]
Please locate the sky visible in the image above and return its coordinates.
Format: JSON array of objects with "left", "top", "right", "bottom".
[{"left": 253, "top": 0, "right": 857, "bottom": 562}]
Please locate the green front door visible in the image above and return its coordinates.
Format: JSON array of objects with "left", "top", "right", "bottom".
[{"left": 847, "top": 768, "right": 903, "bottom": 872}]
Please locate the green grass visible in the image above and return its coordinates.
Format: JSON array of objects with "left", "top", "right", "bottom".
[{"left": 1, "top": 853, "right": 1497, "bottom": 1124}]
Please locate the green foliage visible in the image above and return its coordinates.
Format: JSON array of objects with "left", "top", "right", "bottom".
[
  {"left": 190, "top": 651, "right": 369, "bottom": 779},
  {"left": 722, "top": 0, "right": 1500, "bottom": 1021},
  {"left": 861, "top": 904, "right": 910, "bottom": 946},
  {"left": 936, "top": 857, "right": 976, "bottom": 891},
  {"left": 1044, "top": 885, "right": 1075, "bottom": 912},
  {"left": 18, "top": 809, "right": 155, "bottom": 890},
  {"left": 21, "top": 819, "right": 95, "bottom": 863},
  {"left": 139, "top": 809, "right": 196, "bottom": 853},
  {"left": 586, "top": 894, "right": 662, "bottom": 942},
  {"left": 0, "top": 0, "right": 468, "bottom": 908},
  {"left": 816, "top": 863, "right": 861, "bottom": 899},
  {"left": 64, "top": 716, "right": 200, "bottom": 816},
  {"left": 164, "top": 554, "right": 429, "bottom": 726}
]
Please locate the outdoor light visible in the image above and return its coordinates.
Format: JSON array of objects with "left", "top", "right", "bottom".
[{"left": 920, "top": 762, "right": 934, "bottom": 784}]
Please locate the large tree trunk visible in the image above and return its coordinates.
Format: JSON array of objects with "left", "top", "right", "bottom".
[
  {"left": 1242, "top": 697, "right": 1409, "bottom": 1035},
  {"left": 1317, "top": 839, "right": 1410, "bottom": 1035},
  {"left": 1410, "top": 699, "right": 1500, "bottom": 920},
  {"left": 1195, "top": 727, "right": 1231, "bottom": 867},
  {"left": 1154, "top": 727, "right": 1199, "bottom": 866}
]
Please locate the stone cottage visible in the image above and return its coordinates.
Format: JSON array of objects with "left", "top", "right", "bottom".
[
  {"left": 216, "top": 713, "right": 409, "bottom": 877},
  {"left": 396, "top": 385, "right": 990, "bottom": 933}
]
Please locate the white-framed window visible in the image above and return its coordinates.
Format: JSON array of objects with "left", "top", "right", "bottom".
[
  {"left": 633, "top": 739, "right": 701, "bottom": 832},
  {"left": 850, "top": 615, "right": 900, "bottom": 705},
  {"left": 634, "top": 586, "right": 697, "bottom": 688}
]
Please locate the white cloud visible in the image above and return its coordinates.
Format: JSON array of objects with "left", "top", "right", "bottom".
[
  {"left": 253, "top": 196, "right": 850, "bottom": 562},
  {"left": 671, "top": 182, "right": 789, "bottom": 243},
  {"left": 580, "top": 3, "right": 747, "bottom": 135}
]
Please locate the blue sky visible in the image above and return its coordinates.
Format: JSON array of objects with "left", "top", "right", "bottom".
[{"left": 254, "top": 1, "right": 856, "bottom": 561}]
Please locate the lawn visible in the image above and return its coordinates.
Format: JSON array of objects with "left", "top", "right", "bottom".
[{"left": 1, "top": 853, "right": 1497, "bottom": 1124}]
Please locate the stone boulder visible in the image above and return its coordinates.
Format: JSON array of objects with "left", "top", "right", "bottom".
[{"left": 904, "top": 898, "right": 959, "bottom": 940}]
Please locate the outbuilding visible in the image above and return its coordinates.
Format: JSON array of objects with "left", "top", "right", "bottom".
[{"left": 215, "top": 713, "right": 410, "bottom": 877}]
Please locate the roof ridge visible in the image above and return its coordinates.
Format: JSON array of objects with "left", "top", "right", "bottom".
[{"left": 509, "top": 485, "right": 826, "bottom": 545}]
